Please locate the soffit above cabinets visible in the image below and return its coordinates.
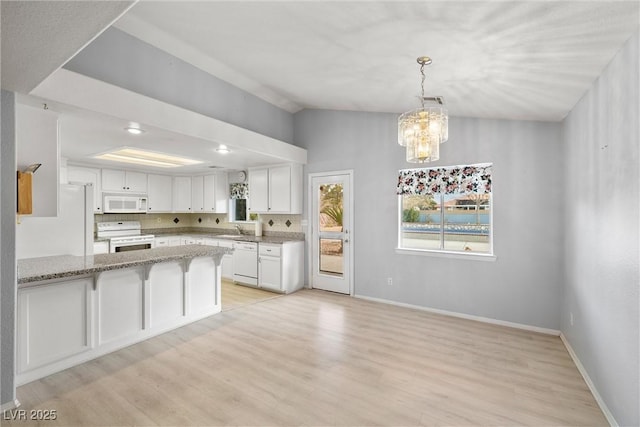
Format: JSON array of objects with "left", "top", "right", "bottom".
[{"left": 24, "top": 71, "right": 306, "bottom": 174}]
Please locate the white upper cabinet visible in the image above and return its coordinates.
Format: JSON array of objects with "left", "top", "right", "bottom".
[
  {"left": 67, "top": 165, "right": 102, "bottom": 213},
  {"left": 102, "top": 169, "right": 148, "bottom": 193},
  {"left": 248, "top": 168, "right": 269, "bottom": 213},
  {"left": 203, "top": 173, "right": 228, "bottom": 213},
  {"left": 191, "top": 174, "right": 229, "bottom": 213},
  {"left": 248, "top": 164, "right": 302, "bottom": 214},
  {"left": 16, "top": 103, "right": 59, "bottom": 217},
  {"left": 147, "top": 174, "right": 173, "bottom": 212},
  {"left": 172, "top": 176, "right": 192, "bottom": 212},
  {"left": 191, "top": 176, "right": 204, "bottom": 212}
]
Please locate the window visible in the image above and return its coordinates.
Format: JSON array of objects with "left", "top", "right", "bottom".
[
  {"left": 397, "top": 163, "right": 492, "bottom": 255},
  {"left": 228, "top": 182, "right": 256, "bottom": 223},
  {"left": 229, "top": 198, "right": 247, "bottom": 222}
]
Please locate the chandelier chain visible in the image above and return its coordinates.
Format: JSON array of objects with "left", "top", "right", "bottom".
[{"left": 420, "top": 62, "right": 426, "bottom": 109}]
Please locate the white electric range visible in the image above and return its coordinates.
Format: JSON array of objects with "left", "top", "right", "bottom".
[{"left": 96, "top": 221, "right": 155, "bottom": 253}]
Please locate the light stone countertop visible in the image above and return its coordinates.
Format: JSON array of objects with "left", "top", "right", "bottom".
[
  {"left": 148, "top": 229, "right": 305, "bottom": 244},
  {"left": 18, "top": 245, "right": 232, "bottom": 285}
]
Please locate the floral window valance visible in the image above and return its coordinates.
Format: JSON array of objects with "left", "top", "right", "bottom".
[
  {"left": 397, "top": 163, "right": 492, "bottom": 195},
  {"left": 230, "top": 182, "right": 249, "bottom": 199}
]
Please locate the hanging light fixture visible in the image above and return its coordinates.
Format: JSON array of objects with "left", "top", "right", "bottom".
[{"left": 398, "top": 56, "right": 448, "bottom": 163}]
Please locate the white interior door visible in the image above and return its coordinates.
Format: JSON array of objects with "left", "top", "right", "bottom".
[{"left": 310, "top": 172, "right": 352, "bottom": 294}]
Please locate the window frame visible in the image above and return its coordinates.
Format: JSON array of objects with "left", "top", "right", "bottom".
[{"left": 396, "top": 164, "right": 496, "bottom": 261}]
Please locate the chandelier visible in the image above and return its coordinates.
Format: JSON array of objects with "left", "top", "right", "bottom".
[{"left": 398, "top": 56, "right": 448, "bottom": 163}]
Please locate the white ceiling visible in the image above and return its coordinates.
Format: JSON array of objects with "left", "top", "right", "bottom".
[
  {"left": 114, "top": 1, "right": 640, "bottom": 121},
  {"left": 1, "top": 0, "right": 134, "bottom": 93},
  {"left": 3, "top": 1, "right": 639, "bottom": 173}
]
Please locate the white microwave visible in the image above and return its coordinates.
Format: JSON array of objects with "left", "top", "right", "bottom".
[{"left": 103, "top": 194, "right": 148, "bottom": 213}]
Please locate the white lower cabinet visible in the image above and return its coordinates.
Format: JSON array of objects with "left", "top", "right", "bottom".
[
  {"left": 148, "top": 262, "right": 184, "bottom": 329},
  {"left": 257, "top": 241, "right": 304, "bottom": 293},
  {"left": 97, "top": 268, "right": 144, "bottom": 346},
  {"left": 188, "top": 257, "right": 220, "bottom": 316},
  {"left": 17, "top": 278, "right": 92, "bottom": 375},
  {"left": 154, "top": 236, "right": 181, "bottom": 247},
  {"left": 258, "top": 244, "right": 282, "bottom": 292},
  {"left": 217, "top": 240, "right": 234, "bottom": 280},
  {"left": 16, "top": 257, "right": 222, "bottom": 386}
]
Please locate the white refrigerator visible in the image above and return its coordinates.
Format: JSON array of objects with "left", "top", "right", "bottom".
[{"left": 16, "top": 183, "right": 94, "bottom": 259}]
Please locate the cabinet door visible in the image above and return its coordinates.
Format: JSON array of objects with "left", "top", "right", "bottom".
[
  {"left": 68, "top": 166, "right": 103, "bottom": 213},
  {"left": 203, "top": 238, "right": 218, "bottom": 246},
  {"left": 97, "top": 268, "right": 143, "bottom": 345},
  {"left": 154, "top": 237, "right": 169, "bottom": 247},
  {"left": 268, "top": 165, "right": 291, "bottom": 213},
  {"left": 172, "top": 176, "right": 192, "bottom": 212},
  {"left": 259, "top": 256, "right": 281, "bottom": 291},
  {"left": 17, "top": 278, "right": 92, "bottom": 373},
  {"left": 191, "top": 176, "right": 204, "bottom": 212},
  {"left": 125, "top": 171, "right": 148, "bottom": 192},
  {"left": 148, "top": 262, "right": 184, "bottom": 329},
  {"left": 218, "top": 240, "right": 234, "bottom": 279},
  {"left": 101, "top": 169, "right": 126, "bottom": 192},
  {"left": 203, "top": 175, "right": 216, "bottom": 212},
  {"left": 248, "top": 168, "right": 269, "bottom": 212},
  {"left": 147, "top": 174, "right": 173, "bottom": 212},
  {"left": 167, "top": 236, "right": 182, "bottom": 246}
]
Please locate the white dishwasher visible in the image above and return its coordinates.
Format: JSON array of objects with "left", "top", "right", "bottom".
[{"left": 233, "top": 241, "right": 258, "bottom": 285}]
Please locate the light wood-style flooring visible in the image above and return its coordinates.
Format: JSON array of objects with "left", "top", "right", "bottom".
[
  {"left": 5, "top": 285, "right": 606, "bottom": 426},
  {"left": 221, "top": 280, "right": 282, "bottom": 311}
]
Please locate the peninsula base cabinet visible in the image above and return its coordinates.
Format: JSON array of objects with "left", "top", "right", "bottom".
[
  {"left": 258, "top": 241, "right": 304, "bottom": 293},
  {"left": 16, "top": 257, "right": 222, "bottom": 386},
  {"left": 17, "top": 278, "right": 92, "bottom": 376}
]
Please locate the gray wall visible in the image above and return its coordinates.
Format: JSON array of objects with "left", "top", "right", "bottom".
[
  {"left": 294, "top": 110, "right": 564, "bottom": 330},
  {"left": 64, "top": 27, "right": 295, "bottom": 145},
  {"left": 1, "top": 90, "right": 17, "bottom": 406},
  {"left": 562, "top": 31, "right": 639, "bottom": 427}
]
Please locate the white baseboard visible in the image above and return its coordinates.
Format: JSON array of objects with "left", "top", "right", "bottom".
[
  {"left": 353, "top": 294, "right": 561, "bottom": 336},
  {"left": 1, "top": 399, "right": 21, "bottom": 412},
  {"left": 560, "top": 333, "right": 617, "bottom": 427}
]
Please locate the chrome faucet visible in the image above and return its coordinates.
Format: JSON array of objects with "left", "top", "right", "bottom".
[{"left": 234, "top": 224, "right": 242, "bottom": 235}]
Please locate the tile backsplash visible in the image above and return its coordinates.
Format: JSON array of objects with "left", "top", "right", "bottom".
[{"left": 94, "top": 213, "right": 303, "bottom": 234}]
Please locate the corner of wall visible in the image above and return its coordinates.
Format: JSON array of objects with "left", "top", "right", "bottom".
[{"left": 1, "top": 90, "right": 18, "bottom": 406}]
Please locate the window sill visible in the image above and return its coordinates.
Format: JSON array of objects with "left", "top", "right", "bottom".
[{"left": 395, "top": 248, "right": 497, "bottom": 262}]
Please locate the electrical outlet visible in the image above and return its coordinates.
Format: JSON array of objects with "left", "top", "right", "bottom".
[
  {"left": 387, "top": 277, "right": 393, "bottom": 286},
  {"left": 570, "top": 312, "right": 574, "bottom": 326}
]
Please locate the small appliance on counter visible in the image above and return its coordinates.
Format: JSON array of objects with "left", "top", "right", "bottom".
[{"left": 96, "top": 221, "right": 155, "bottom": 253}]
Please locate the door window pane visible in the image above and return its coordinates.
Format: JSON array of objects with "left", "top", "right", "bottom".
[
  {"left": 319, "top": 238, "right": 343, "bottom": 276},
  {"left": 319, "top": 184, "right": 343, "bottom": 232}
]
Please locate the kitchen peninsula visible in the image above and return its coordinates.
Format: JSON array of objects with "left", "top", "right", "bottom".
[{"left": 16, "top": 245, "right": 231, "bottom": 386}]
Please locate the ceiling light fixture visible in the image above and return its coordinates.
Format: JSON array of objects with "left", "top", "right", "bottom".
[
  {"left": 216, "top": 145, "right": 230, "bottom": 154},
  {"left": 398, "top": 56, "right": 448, "bottom": 163},
  {"left": 125, "top": 126, "right": 145, "bottom": 135},
  {"left": 94, "top": 147, "right": 203, "bottom": 168}
]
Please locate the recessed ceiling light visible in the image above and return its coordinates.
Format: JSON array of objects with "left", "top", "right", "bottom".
[
  {"left": 94, "top": 147, "right": 203, "bottom": 168},
  {"left": 125, "top": 126, "right": 145, "bottom": 135},
  {"left": 216, "top": 145, "right": 230, "bottom": 154}
]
